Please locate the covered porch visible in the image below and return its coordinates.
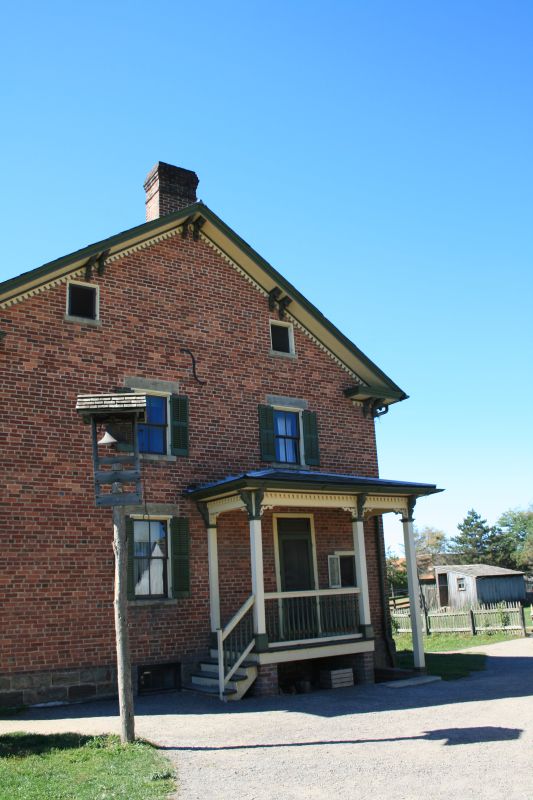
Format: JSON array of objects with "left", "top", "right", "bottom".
[{"left": 187, "top": 469, "right": 440, "bottom": 698}]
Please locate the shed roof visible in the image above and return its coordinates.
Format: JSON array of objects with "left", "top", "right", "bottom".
[
  {"left": 186, "top": 468, "right": 441, "bottom": 500},
  {"left": 435, "top": 564, "right": 524, "bottom": 578}
]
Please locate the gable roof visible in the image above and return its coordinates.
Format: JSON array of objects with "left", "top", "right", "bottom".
[
  {"left": 0, "top": 203, "right": 407, "bottom": 405},
  {"left": 435, "top": 564, "right": 525, "bottom": 578}
]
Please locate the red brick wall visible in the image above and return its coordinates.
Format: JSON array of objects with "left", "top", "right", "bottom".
[{"left": 0, "top": 230, "right": 384, "bottom": 675}]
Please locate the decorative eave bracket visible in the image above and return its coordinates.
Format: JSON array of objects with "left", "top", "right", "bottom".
[{"left": 268, "top": 285, "right": 292, "bottom": 319}]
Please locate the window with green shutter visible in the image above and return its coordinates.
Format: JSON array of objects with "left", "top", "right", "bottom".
[
  {"left": 259, "top": 404, "right": 320, "bottom": 466},
  {"left": 171, "top": 517, "right": 190, "bottom": 598},
  {"left": 302, "top": 410, "right": 320, "bottom": 465},
  {"left": 170, "top": 395, "right": 189, "bottom": 456},
  {"left": 126, "top": 516, "right": 190, "bottom": 600},
  {"left": 258, "top": 404, "right": 276, "bottom": 461},
  {"left": 112, "top": 392, "right": 189, "bottom": 458}
]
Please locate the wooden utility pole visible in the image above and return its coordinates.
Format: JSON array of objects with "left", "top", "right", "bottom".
[
  {"left": 75, "top": 393, "right": 147, "bottom": 745},
  {"left": 112, "top": 500, "right": 135, "bottom": 743}
]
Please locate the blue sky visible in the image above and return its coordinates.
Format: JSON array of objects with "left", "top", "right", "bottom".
[{"left": 1, "top": 1, "right": 532, "bottom": 552}]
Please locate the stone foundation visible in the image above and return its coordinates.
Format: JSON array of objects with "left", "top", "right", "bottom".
[
  {"left": 252, "top": 664, "right": 279, "bottom": 696},
  {"left": 0, "top": 666, "right": 117, "bottom": 708}
]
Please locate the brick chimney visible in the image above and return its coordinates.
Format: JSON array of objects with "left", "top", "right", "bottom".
[{"left": 143, "top": 162, "right": 199, "bottom": 221}]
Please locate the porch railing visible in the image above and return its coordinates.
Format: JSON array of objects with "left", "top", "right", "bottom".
[
  {"left": 216, "top": 594, "right": 255, "bottom": 701},
  {"left": 264, "top": 588, "right": 360, "bottom": 644}
]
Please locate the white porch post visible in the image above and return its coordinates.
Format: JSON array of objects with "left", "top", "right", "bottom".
[
  {"left": 353, "top": 496, "right": 373, "bottom": 636},
  {"left": 249, "top": 516, "right": 267, "bottom": 637},
  {"left": 197, "top": 503, "right": 221, "bottom": 636},
  {"left": 207, "top": 522, "right": 220, "bottom": 633},
  {"left": 402, "top": 501, "right": 425, "bottom": 670}
]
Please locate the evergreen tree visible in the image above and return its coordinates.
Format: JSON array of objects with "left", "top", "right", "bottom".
[{"left": 449, "top": 509, "right": 492, "bottom": 563}]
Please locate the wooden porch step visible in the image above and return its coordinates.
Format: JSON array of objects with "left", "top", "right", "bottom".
[
  {"left": 183, "top": 683, "right": 238, "bottom": 697},
  {"left": 191, "top": 671, "right": 250, "bottom": 685},
  {"left": 200, "top": 657, "right": 256, "bottom": 669}
]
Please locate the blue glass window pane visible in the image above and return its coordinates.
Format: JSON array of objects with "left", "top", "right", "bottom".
[
  {"left": 147, "top": 395, "right": 166, "bottom": 424},
  {"left": 138, "top": 425, "right": 149, "bottom": 451},
  {"left": 284, "top": 413, "right": 298, "bottom": 436},
  {"left": 284, "top": 440, "right": 298, "bottom": 463},
  {"left": 147, "top": 428, "right": 165, "bottom": 454}
]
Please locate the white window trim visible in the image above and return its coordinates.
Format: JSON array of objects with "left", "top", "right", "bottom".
[
  {"left": 272, "top": 404, "right": 306, "bottom": 467},
  {"left": 130, "top": 515, "right": 172, "bottom": 600},
  {"left": 65, "top": 279, "right": 100, "bottom": 322},
  {"left": 329, "top": 551, "right": 356, "bottom": 589},
  {"left": 269, "top": 319, "right": 295, "bottom": 356},
  {"left": 457, "top": 577, "right": 466, "bottom": 591}
]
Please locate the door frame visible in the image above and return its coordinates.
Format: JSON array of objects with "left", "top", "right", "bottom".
[{"left": 273, "top": 513, "right": 319, "bottom": 593}]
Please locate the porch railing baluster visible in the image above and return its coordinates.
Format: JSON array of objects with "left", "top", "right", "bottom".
[{"left": 264, "top": 588, "right": 361, "bottom": 644}]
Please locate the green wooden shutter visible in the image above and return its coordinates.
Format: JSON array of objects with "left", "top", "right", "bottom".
[
  {"left": 126, "top": 517, "right": 135, "bottom": 600},
  {"left": 302, "top": 410, "right": 320, "bottom": 465},
  {"left": 171, "top": 517, "right": 190, "bottom": 598},
  {"left": 258, "top": 405, "right": 276, "bottom": 461},
  {"left": 170, "top": 395, "right": 189, "bottom": 456}
]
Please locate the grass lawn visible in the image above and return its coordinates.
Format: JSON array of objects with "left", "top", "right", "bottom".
[
  {"left": 393, "top": 630, "right": 525, "bottom": 681},
  {"left": 0, "top": 733, "right": 176, "bottom": 800}
]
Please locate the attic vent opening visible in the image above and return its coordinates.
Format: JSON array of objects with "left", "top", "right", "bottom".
[{"left": 67, "top": 282, "right": 98, "bottom": 320}]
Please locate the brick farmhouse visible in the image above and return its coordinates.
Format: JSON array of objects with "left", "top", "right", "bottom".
[{"left": 0, "top": 163, "right": 440, "bottom": 704}]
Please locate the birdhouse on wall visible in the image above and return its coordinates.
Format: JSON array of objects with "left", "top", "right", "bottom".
[{"left": 75, "top": 393, "right": 147, "bottom": 507}]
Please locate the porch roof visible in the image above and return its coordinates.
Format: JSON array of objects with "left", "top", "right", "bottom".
[{"left": 185, "top": 468, "right": 442, "bottom": 502}]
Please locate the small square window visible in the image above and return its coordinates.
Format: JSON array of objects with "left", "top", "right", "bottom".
[
  {"left": 67, "top": 282, "right": 98, "bottom": 320},
  {"left": 270, "top": 322, "right": 294, "bottom": 354},
  {"left": 457, "top": 577, "right": 466, "bottom": 591}
]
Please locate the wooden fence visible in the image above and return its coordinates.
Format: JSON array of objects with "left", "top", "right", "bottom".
[{"left": 391, "top": 602, "right": 526, "bottom": 636}]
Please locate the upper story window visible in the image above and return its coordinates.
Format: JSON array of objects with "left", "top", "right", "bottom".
[
  {"left": 113, "top": 391, "right": 189, "bottom": 458},
  {"left": 258, "top": 404, "right": 319, "bottom": 466},
  {"left": 66, "top": 281, "right": 99, "bottom": 321},
  {"left": 274, "top": 409, "right": 300, "bottom": 463},
  {"left": 270, "top": 321, "right": 295, "bottom": 355},
  {"left": 139, "top": 395, "right": 168, "bottom": 454}
]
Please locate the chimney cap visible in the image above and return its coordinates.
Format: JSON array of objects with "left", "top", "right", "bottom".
[{"left": 143, "top": 162, "right": 199, "bottom": 192}]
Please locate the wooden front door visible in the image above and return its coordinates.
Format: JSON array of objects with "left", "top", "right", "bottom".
[
  {"left": 438, "top": 572, "right": 449, "bottom": 607},
  {"left": 277, "top": 518, "right": 317, "bottom": 639},
  {"left": 278, "top": 518, "right": 315, "bottom": 591}
]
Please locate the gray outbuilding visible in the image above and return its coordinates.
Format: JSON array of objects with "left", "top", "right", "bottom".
[{"left": 433, "top": 564, "right": 526, "bottom": 608}]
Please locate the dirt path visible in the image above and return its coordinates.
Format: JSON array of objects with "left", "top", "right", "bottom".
[{"left": 1, "top": 637, "right": 532, "bottom": 799}]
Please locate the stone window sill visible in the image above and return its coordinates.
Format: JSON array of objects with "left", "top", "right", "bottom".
[
  {"left": 140, "top": 453, "right": 177, "bottom": 462},
  {"left": 128, "top": 599, "right": 178, "bottom": 607},
  {"left": 269, "top": 350, "right": 297, "bottom": 359},
  {"left": 64, "top": 314, "right": 101, "bottom": 327}
]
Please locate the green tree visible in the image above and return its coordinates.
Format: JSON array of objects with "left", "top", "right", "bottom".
[
  {"left": 496, "top": 505, "right": 533, "bottom": 570},
  {"left": 449, "top": 509, "right": 492, "bottom": 563},
  {"left": 413, "top": 525, "right": 448, "bottom": 573},
  {"left": 386, "top": 548, "right": 408, "bottom": 594}
]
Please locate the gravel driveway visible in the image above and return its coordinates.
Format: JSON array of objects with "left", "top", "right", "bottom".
[{"left": 1, "top": 637, "right": 532, "bottom": 800}]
